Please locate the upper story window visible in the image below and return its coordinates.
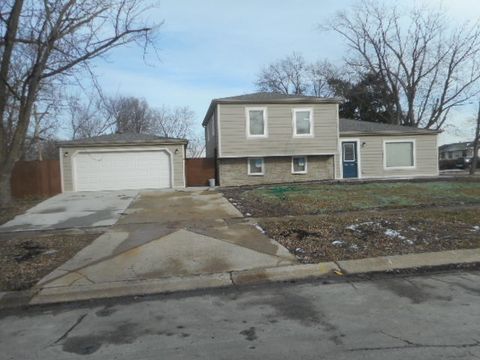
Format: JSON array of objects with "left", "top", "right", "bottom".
[
  {"left": 246, "top": 107, "right": 267, "bottom": 137},
  {"left": 384, "top": 140, "right": 415, "bottom": 169},
  {"left": 293, "top": 108, "right": 313, "bottom": 137}
]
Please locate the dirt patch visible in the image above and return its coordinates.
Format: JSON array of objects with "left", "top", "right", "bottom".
[
  {"left": 259, "top": 208, "right": 480, "bottom": 263},
  {"left": 0, "top": 198, "right": 44, "bottom": 225},
  {"left": 0, "top": 231, "right": 100, "bottom": 291}
]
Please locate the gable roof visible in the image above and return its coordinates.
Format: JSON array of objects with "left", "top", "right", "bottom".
[
  {"left": 202, "top": 92, "right": 341, "bottom": 126},
  {"left": 339, "top": 118, "right": 441, "bottom": 136},
  {"left": 58, "top": 133, "right": 188, "bottom": 147}
]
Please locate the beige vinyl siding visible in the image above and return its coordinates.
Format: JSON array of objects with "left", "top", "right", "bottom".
[
  {"left": 338, "top": 134, "right": 439, "bottom": 178},
  {"left": 205, "top": 113, "right": 217, "bottom": 158},
  {"left": 218, "top": 103, "right": 338, "bottom": 157},
  {"left": 60, "top": 144, "right": 185, "bottom": 191}
]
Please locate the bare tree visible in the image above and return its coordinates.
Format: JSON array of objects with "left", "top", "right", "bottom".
[
  {"left": 471, "top": 101, "right": 480, "bottom": 175},
  {"left": 256, "top": 53, "right": 309, "bottom": 95},
  {"left": 150, "top": 105, "right": 204, "bottom": 157},
  {"left": 25, "top": 101, "right": 60, "bottom": 160},
  {"left": 255, "top": 53, "right": 338, "bottom": 97},
  {"left": 107, "top": 96, "right": 152, "bottom": 133},
  {"left": 325, "top": 0, "right": 480, "bottom": 128},
  {"left": 308, "top": 60, "right": 338, "bottom": 97},
  {"left": 0, "top": 0, "right": 160, "bottom": 205},
  {"left": 67, "top": 94, "right": 114, "bottom": 140}
]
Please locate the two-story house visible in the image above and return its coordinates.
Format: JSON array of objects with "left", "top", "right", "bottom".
[{"left": 203, "top": 92, "right": 440, "bottom": 186}]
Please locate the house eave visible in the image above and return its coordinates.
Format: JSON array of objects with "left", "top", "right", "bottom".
[
  {"left": 339, "top": 130, "right": 441, "bottom": 137},
  {"left": 57, "top": 140, "right": 188, "bottom": 148}
]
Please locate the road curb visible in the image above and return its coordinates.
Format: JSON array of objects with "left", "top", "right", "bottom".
[{"left": 2, "top": 248, "right": 480, "bottom": 308}]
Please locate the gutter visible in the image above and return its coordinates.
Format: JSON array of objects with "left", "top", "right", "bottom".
[{"left": 57, "top": 140, "right": 188, "bottom": 148}]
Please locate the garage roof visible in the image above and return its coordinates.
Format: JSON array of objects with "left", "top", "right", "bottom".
[
  {"left": 340, "top": 118, "right": 441, "bottom": 136},
  {"left": 58, "top": 133, "right": 188, "bottom": 147}
]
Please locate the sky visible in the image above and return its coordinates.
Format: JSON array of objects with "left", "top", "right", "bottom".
[{"left": 88, "top": 0, "right": 480, "bottom": 145}]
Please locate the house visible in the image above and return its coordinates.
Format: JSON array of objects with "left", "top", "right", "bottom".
[
  {"left": 203, "top": 92, "right": 440, "bottom": 186},
  {"left": 439, "top": 142, "right": 479, "bottom": 160},
  {"left": 58, "top": 133, "right": 187, "bottom": 191}
]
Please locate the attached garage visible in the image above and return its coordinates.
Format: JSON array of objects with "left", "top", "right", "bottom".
[{"left": 58, "top": 133, "right": 187, "bottom": 192}]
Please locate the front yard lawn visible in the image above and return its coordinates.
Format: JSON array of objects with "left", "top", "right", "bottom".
[
  {"left": 224, "top": 179, "right": 480, "bottom": 263},
  {"left": 223, "top": 179, "right": 480, "bottom": 217},
  {"left": 0, "top": 231, "right": 100, "bottom": 291},
  {"left": 260, "top": 208, "right": 480, "bottom": 263}
]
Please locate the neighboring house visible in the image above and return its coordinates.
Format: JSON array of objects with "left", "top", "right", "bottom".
[
  {"left": 203, "top": 92, "right": 440, "bottom": 186},
  {"left": 58, "top": 133, "right": 187, "bottom": 191},
  {"left": 439, "top": 142, "right": 479, "bottom": 160}
]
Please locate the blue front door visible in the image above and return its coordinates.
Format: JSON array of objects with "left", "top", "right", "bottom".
[{"left": 342, "top": 141, "right": 358, "bottom": 178}]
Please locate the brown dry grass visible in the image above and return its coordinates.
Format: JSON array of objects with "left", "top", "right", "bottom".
[
  {"left": 260, "top": 208, "right": 480, "bottom": 263},
  {"left": 0, "top": 197, "right": 44, "bottom": 225},
  {"left": 0, "top": 231, "right": 100, "bottom": 291}
]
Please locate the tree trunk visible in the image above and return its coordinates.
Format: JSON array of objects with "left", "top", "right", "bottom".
[
  {"left": 470, "top": 101, "right": 480, "bottom": 175},
  {"left": 0, "top": 167, "right": 13, "bottom": 207}
]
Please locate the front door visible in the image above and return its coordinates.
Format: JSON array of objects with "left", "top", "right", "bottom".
[{"left": 342, "top": 141, "right": 358, "bottom": 178}]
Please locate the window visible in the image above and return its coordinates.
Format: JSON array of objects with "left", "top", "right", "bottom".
[
  {"left": 384, "top": 141, "right": 415, "bottom": 169},
  {"left": 246, "top": 107, "right": 267, "bottom": 137},
  {"left": 343, "top": 143, "right": 356, "bottom": 162},
  {"left": 292, "top": 156, "right": 307, "bottom": 174},
  {"left": 248, "top": 158, "right": 264, "bottom": 175},
  {"left": 293, "top": 108, "right": 313, "bottom": 136}
]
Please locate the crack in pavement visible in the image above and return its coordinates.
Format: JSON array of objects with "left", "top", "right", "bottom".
[
  {"left": 348, "top": 331, "right": 480, "bottom": 352},
  {"left": 53, "top": 313, "right": 88, "bottom": 345}
]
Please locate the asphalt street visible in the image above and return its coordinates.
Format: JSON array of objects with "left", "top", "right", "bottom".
[{"left": 1, "top": 270, "right": 480, "bottom": 359}]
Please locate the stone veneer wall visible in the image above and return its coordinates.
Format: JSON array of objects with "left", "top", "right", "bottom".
[{"left": 218, "top": 155, "right": 334, "bottom": 186}]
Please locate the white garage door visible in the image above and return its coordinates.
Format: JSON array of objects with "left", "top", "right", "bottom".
[{"left": 73, "top": 150, "right": 171, "bottom": 191}]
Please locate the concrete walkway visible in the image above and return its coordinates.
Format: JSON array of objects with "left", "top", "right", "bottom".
[
  {"left": 36, "top": 189, "right": 296, "bottom": 292},
  {"left": 0, "top": 191, "right": 138, "bottom": 232}
]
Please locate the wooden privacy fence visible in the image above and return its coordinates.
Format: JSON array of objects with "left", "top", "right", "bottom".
[
  {"left": 185, "top": 158, "right": 216, "bottom": 186},
  {"left": 11, "top": 160, "right": 61, "bottom": 198}
]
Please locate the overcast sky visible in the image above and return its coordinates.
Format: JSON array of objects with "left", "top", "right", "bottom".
[{"left": 89, "top": 0, "right": 480, "bottom": 145}]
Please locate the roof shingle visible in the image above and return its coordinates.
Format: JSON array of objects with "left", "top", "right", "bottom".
[
  {"left": 58, "top": 132, "right": 187, "bottom": 147},
  {"left": 339, "top": 118, "right": 440, "bottom": 135}
]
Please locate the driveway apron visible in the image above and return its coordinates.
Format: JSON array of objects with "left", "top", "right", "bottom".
[{"left": 37, "top": 189, "right": 296, "bottom": 288}]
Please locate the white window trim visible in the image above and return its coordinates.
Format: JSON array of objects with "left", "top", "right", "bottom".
[
  {"left": 291, "top": 156, "right": 308, "bottom": 174},
  {"left": 246, "top": 107, "right": 268, "bottom": 138},
  {"left": 342, "top": 142, "right": 356, "bottom": 162},
  {"left": 247, "top": 157, "right": 265, "bottom": 176},
  {"left": 383, "top": 139, "right": 416, "bottom": 170},
  {"left": 292, "top": 108, "right": 314, "bottom": 137}
]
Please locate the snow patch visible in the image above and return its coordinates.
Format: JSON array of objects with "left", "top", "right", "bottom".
[
  {"left": 384, "top": 229, "right": 406, "bottom": 240},
  {"left": 254, "top": 224, "right": 265, "bottom": 234}
]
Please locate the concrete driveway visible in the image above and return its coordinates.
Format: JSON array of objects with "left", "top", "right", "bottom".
[
  {"left": 0, "top": 191, "right": 138, "bottom": 232},
  {"left": 37, "top": 189, "right": 296, "bottom": 291}
]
